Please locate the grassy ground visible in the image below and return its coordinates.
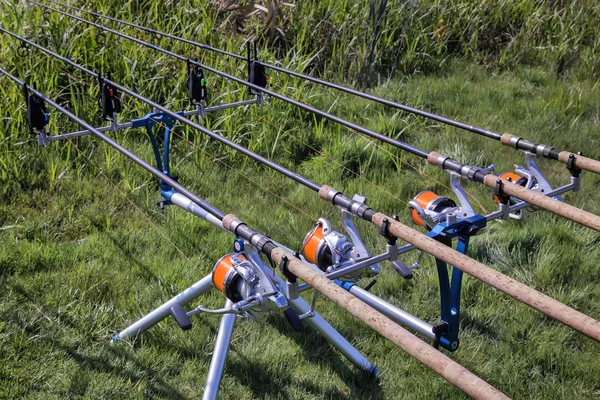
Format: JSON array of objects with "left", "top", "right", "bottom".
[{"left": 1, "top": 1, "right": 600, "bottom": 399}]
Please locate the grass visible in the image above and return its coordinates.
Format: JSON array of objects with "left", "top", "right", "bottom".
[{"left": 1, "top": 0, "right": 600, "bottom": 398}]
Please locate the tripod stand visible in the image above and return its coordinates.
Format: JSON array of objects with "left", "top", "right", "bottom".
[{"left": 111, "top": 242, "right": 379, "bottom": 400}]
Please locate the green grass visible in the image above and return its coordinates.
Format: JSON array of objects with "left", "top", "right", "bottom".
[{"left": 1, "top": 0, "right": 600, "bottom": 399}]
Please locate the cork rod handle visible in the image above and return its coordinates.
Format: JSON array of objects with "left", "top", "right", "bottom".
[
  {"left": 501, "top": 133, "right": 600, "bottom": 175},
  {"left": 270, "top": 247, "right": 510, "bottom": 400},
  {"left": 482, "top": 174, "right": 600, "bottom": 231},
  {"left": 369, "top": 213, "right": 600, "bottom": 342}
]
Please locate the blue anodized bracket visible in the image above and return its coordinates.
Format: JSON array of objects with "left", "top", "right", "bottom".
[
  {"left": 427, "top": 214, "right": 487, "bottom": 352},
  {"left": 131, "top": 110, "right": 188, "bottom": 202}
]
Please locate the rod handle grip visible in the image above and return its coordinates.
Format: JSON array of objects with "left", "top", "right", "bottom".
[
  {"left": 501, "top": 134, "right": 600, "bottom": 175},
  {"left": 369, "top": 212, "right": 600, "bottom": 342},
  {"left": 269, "top": 247, "right": 509, "bottom": 400},
  {"left": 558, "top": 151, "right": 600, "bottom": 175},
  {"left": 482, "top": 174, "right": 600, "bottom": 231}
]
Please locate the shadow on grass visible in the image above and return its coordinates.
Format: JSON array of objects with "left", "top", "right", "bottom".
[
  {"left": 5, "top": 283, "right": 187, "bottom": 399},
  {"left": 227, "top": 352, "right": 383, "bottom": 400},
  {"left": 59, "top": 342, "right": 187, "bottom": 400},
  {"left": 263, "top": 313, "right": 384, "bottom": 399},
  {"left": 460, "top": 310, "right": 501, "bottom": 342},
  {"left": 101, "top": 226, "right": 162, "bottom": 286}
]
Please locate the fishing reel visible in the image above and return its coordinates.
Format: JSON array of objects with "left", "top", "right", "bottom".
[
  {"left": 493, "top": 171, "right": 531, "bottom": 208},
  {"left": 493, "top": 156, "right": 558, "bottom": 220},
  {"left": 409, "top": 191, "right": 460, "bottom": 230},
  {"left": 302, "top": 214, "right": 380, "bottom": 282},
  {"left": 409, "top": 169, "right": 481, "bottom": 231},
  {"left": 170, "top": 245, "right": 292, "bottom": 331}
]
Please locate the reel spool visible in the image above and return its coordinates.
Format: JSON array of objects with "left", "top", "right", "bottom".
[
  {"left": 302, "top": 223, "right": 334, "bottom": 271},
  {"left": 409, "top": 191, "right": 457, "bottom": 230},
  {"left": 211, "top": 251, "right": 288, "bottom": 322},
  {"left": 212, "top": 253, "right": 247, "bottom": 303}
]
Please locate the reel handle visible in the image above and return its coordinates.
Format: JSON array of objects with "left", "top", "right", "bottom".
[
  {"left": 170, "top": 304, "right": 193, "bottom": 330},
  {"left": 391, "top": 259, "right": 413, "bottom": 280}
]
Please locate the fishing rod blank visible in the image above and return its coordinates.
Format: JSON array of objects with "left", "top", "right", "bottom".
[
  {"left": 0, "top": 68, "right": 509, "bottom": 400},
  {"left": 48, "top": 0, "right": 497, "bottom": 139},
  {"left": 30, "top": 1, "right": 600, "bottom": 232},
  {"left": 45, "top": 0, "right": 600, "bottom": 176},
  {"left": 29, "top": 1, "right": 429, "bottom": 158},
  {"left": 0, "top": 27, "right": 320, "bottom": 193},
  {"left": 6, "top": 29, "right": 600, "bottom": 343}
]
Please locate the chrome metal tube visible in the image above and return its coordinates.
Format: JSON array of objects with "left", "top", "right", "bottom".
[
  {"left": 111, "top": 275, "right": 213, "bottom": 342},
  {"left": 203, "top": 300, "right": 236, "bottom": 400},
  {"left": 345, "top": 284, "right": 435, "bottom": 340}
]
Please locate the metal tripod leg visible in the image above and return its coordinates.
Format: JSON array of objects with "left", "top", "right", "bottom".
[
  {"left": 203, "top": 300, "right": 235, "bottom": 400},
  {"left": 288, "top": 296, "right": 379, "bottom": 378},
  {"left": 111, "top": 275, "right": 213, "bottom": 342}
]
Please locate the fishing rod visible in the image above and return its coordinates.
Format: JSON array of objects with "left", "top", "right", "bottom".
[
  {"left": 45, "top": 0, "right": 600, "bottom": 177},
  {"left": 5, "top": 28, "right": 600, "bottom": 350},
  {"left": 1, "top": 67, "right": 513, "bottom": 400},
  {"left": 30, "top": 1, "right": 600, "bottom": 233}
]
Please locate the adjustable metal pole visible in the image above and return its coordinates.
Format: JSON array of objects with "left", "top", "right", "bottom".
[
  {"left": 335, "top": 280, "right": 435, "bottom": 341},
  {"left": 203, "top": 300, "right": 236, "bottom": 400},
  {"left": 112, "top": 275, "right": 213, "bottom": 342}
]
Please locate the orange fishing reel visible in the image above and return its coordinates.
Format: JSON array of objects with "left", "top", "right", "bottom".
[
  {"left": 409, "top": 191, "right": 458, "bottom": 230},
  {"left": 210, "top": 251, "right": 287, "bottom": 322},
  {"left": 493, "top": 170, "right": 543, "bottom": 220},
  {"left": 169, "top": 244, "right": 300, "bottom": 332},
  {"left": 301, "top": 218, "right": 379, "bottom": 281},
  {"left": 493, "top": 172, "right": 528, "bottom": 205}
]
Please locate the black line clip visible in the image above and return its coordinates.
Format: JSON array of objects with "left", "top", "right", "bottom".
[
  {"left": 566, "top": 153, "right": 582, "bottom": 178},
  {"left": 187, "top": 59, "right": 206, "bottom": 106},
  {"left": 494, "top": 179, "right": 510, "bottom": 205},
  {"left": 246, "top": 41, "right": 267, "bottom": 95},
  {"left": 432, "top": 322, "right": 449, "bottom": 349},
  {"left": 23, "top": 83, "right": 49, "bottom": 146},
  {"left": 97, "top": 72, "right": 121, "bottom": 120},
  {"left": 379, "top": 215, "right": 399, "bottom": 246}
]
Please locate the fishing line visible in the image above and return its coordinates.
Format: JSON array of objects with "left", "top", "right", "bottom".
[
  {"left": 0, "top": 74, "right": 199, "bottom": 269},
  {"left": 27, "top": 37, "right": 320, "bottom": 222}
]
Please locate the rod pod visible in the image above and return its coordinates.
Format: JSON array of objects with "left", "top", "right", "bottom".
[
  {"left": 1, "top": 68, "right": 509, "bottom": 399},
  {"left": 5, "top": 28, "right": 600, "bottom": 342},
  {"left": 27, "top": 5, "right": 599, "bottom": 231}
]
